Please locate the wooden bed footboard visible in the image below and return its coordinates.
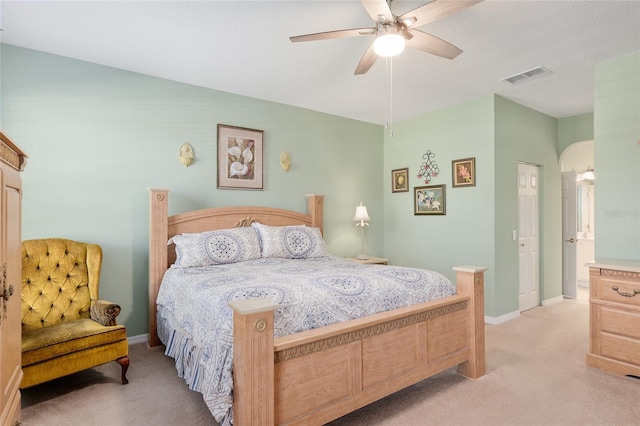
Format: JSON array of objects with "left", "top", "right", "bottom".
[{"left": 229, "top": 266, "right": 486, "bottom": 426}]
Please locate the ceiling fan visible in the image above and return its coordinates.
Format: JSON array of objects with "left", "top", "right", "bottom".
[{"left": 290, "top": 0, "right": 483, "bottom": 75}]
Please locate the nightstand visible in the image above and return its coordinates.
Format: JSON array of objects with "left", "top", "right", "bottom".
[{"left": 346, "top": 256, "right": 389, "bottom": 265}]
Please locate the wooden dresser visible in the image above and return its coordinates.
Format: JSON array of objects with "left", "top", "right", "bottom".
[
  {"left": 0, "top": 131, "right": 27, "bottom": 426},
  {"left": 587, "top": 260, "right": 640, "bottom": 377}
]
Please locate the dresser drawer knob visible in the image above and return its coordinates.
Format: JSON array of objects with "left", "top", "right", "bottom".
[{"left": 611, "top": 286, "right": 640, "bottom": 298}]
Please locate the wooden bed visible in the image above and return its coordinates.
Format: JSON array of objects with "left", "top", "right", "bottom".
[{"left": 148, "top": 188, "right": 486, "bottom": 425}]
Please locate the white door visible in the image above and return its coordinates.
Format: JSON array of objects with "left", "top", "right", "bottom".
[
  {"left": 561, "top": 171, "right": 578, "bottom": 298},
  {"left": 518, "top": 163, "right": 540, "bottom": 312}
]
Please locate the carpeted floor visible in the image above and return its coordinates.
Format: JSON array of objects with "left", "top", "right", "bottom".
[{"left": 21, "top": 298, "right": 638, "bottom": 425}]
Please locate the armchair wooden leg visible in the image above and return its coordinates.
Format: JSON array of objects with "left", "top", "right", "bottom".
[{"left": 116, "top": 356, "right": 130, "bottom": 384}]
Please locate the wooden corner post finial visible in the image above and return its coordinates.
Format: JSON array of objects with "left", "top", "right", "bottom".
[{"left": 306, "top": 194, "right": 325, "bottom": 234}]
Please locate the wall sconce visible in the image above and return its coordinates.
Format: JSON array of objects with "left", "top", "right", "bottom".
[
  {"left": 179, "top": 142, "right": 194, "bottom": 167},
  {"left": 280, "top": 151, "right": 291, "bottom": 172},
  {"left": 582, "top": 166, "right": 595, "bottom": 182}
]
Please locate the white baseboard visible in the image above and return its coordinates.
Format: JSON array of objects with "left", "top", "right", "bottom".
[
  {"left": 127, "top": 334, "right": 149, "bottom": 345},
  {"left": 485, "top": 310, "right": 520, "bottom": 325},
  {"left": 485, "top": 296, "right": 566, "bottom": 325},
  {"left": 542, "top": 295, "right": 564, "bottom": 306}
]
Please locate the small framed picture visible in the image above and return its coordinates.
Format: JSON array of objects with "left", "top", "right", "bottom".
[
  {"left": 391, "top": 168, "right": 409, "bottom": 193},
  {"left": 217, "top": 124, "right": 264, "bottom": 190},
  {"left": 452, "top": 157, "right": 476, "bottom": 188},
  {"left": 414, "top": 185, "right": 446, "bottom": 215}
]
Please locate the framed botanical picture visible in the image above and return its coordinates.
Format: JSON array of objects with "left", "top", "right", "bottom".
[
  {"left": 452, "top": 157, "right": 476, "bottom": 188},
  {"left": 217, "top": 124, "right": 264, "bottom": 190},
  {"left": 414, "top": 185, "right": 446, "bottom": 215},
  {"left": 391, "top": 168, "right": 409, "bottom": 192}
]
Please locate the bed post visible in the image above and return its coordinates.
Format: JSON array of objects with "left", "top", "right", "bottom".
[
  {"left": 148, "top": 188, "right": 169, "bottom": 347},
  {"left": 306, "top": 194, "right": 325, "bottom": 234},
  {"left": 228, "top": 298, "right": 279, "bottom": 426},
  {"left": 453, "top": 266, "right": 487, "bottom": 379}
]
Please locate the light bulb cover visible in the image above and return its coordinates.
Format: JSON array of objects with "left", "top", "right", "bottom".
[{"left": 373, "top": 29, "right": 405, "bottom": 57}]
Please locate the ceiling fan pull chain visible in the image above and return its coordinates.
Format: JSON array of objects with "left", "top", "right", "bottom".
[
  {"left": 383, "top": 56, "right": 394, "bottom": 138},
  {"left": 389, "top": 56, "right": 394, "bottom": 138},
  {"left": 384, "top": 56, "right": 389, "bottom": 131}
]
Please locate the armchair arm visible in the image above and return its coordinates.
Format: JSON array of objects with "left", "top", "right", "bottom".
[{"left": 91, "top": 299, "right": 122, "bottom": 326}]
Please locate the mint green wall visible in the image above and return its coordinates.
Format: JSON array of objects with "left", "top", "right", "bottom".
[
  {"left": 380, "top": 50, "right": 636, "bottom": 317},
  {"left": 383, "top": 95, "right": 562, "bottom": 318},
  {"left": 494, "top": 96, "right": 562, "bottom": 313},
  {"left": 1, "top": 45, "right": 383, "bottom": 336},
  {"left": 594, "top": 51, "right": 640, "bottom": 261},
  {"left": 558, "top": 113, "right": 594, "bottom": 154},
  {"left": 5, "top": 43, "right": 631, "bottom": 331},
  {"left": 382, "top": 96, "right": 497, "bottom": 314}
]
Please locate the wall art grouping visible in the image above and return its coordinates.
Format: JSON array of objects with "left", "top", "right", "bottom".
[{"left": 393, "top": 153, "right": 476, "bottom": 218}]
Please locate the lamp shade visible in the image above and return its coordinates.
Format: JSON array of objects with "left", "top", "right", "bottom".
[
  {"left": 353, "top": 203, "right": 370, "bottom": 222},
  {"left": 373, "top": 27, "right": 405, "bottom": 57}
]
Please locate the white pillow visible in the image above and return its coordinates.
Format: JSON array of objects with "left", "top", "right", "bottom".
[
  {"left": 169, "top": 226, "right": 262, "bottom": 267},
  {"left": 252, "top": 223, "right": 330, "bottom": 259}
]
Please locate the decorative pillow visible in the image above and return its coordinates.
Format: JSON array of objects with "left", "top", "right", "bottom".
[
  {"left": 252, "top": 223, "right": 330, "bottom": 259},
  {"left": 168, "top": 226, "right": 262, "bottom": 267}
]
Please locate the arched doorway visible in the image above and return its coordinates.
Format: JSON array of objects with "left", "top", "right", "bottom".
[{"left": 559, "top": 140, "right": 594, "bottom": 302}]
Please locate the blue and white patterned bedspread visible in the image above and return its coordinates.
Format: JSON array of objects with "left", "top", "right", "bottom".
[{"left": 156, "top": 256, "right": 455, "bottom": 425}]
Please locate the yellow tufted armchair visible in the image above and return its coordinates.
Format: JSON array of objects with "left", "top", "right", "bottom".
[{"left": 20, "top": 238, "right": 129, "bottom": 388}]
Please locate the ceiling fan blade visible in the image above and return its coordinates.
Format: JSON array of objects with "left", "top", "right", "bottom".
[
  {"left": 405, "top": 29, "right": 462, "bottom": 60},
  {"left": 290, "top": 27, "right": 375, "bottom": 43},
  {"left": 361, "top": 0, "right": 393, "bottom": 23},
  {"left": 354, "top": 42, "right": 378, "bottom": 75},
  {"left": 399, "top": 0, "right": 483, "bottom": 28}
]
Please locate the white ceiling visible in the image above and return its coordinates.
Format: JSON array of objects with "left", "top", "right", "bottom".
[{"left": 1, "top": 0, "right": 639, "bottom": 125}]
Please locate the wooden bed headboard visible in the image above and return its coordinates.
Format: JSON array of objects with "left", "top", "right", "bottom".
[{"left": 147, "top": 188, "right": 325, "bottom": 347}]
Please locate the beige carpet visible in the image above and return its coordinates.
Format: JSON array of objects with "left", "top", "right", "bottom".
[{"left": 21, "top": 298, "right": 638, "bottom": 425}]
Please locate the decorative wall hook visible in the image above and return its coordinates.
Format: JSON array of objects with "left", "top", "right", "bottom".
[{"left": 417, "top": 150, "right": 439, "bottom": 183}]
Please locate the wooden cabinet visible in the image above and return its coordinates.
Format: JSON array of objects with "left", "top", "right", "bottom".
[
  {"left": 0, "top": 131, "right": 27, "bottom": 426},
  {"left": 587, "top": 260, "right": 640, "bottom": 377}
]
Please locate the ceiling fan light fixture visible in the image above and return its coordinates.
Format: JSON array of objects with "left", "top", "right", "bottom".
[{"left": 373, "top": 27, "right": 405, "bottom": 57}]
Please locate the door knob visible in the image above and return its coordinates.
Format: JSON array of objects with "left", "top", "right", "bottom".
[{"left": 565, "top": 238, "right": 576, "bottom": 243}]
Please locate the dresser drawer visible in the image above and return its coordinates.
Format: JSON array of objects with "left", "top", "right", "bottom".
[
  {"left": 600, "top": 333, "right": 640, "bottom": 367},
  {"left": 599, "top": 306, "right": 640, "bottom": 340},
  {"left": 593, "top": 271, "right": 640, "bottom": 308}
]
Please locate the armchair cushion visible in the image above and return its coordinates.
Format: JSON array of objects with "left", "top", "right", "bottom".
[{"left": 22, "top": 319, "right": 126, "bottom": 366}]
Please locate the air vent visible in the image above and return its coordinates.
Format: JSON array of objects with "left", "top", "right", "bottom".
[{"left": 502, "top": 66, "right": 552, "bottom": 85}]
